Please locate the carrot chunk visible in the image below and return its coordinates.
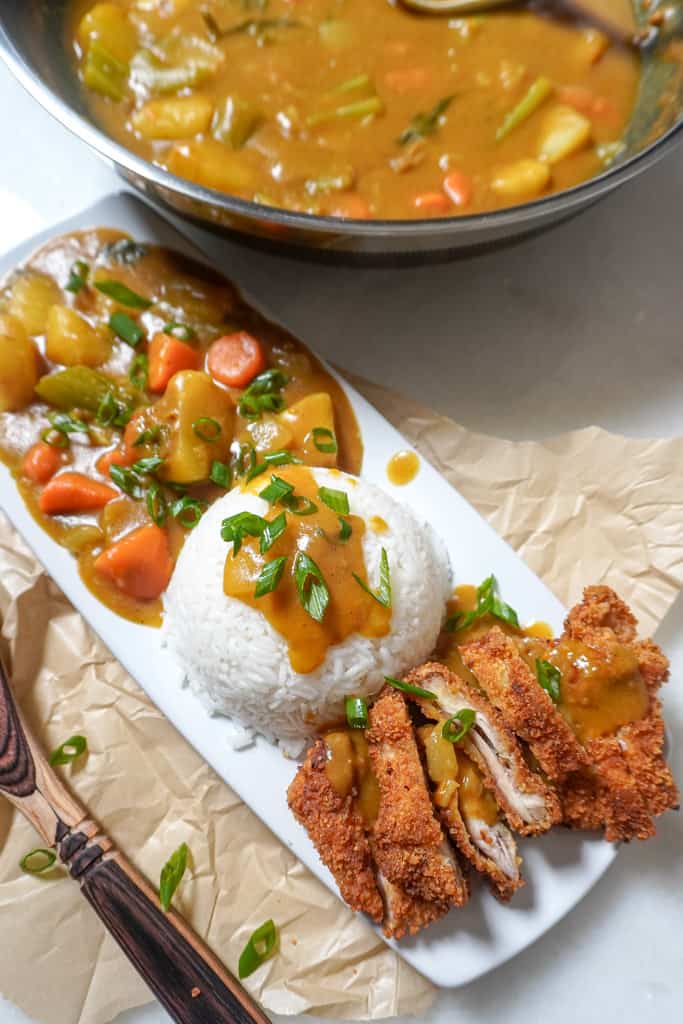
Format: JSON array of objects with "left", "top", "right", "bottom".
[
  {"left": 413, "top": 191, "right": 451, "bottom": 215},
  {"left": 207, "top": 331, "right": 266, "bottom": 388},
  {"left": 93, "top": 523, "right": 173, "bottom": 600},
  {"left": 22, "top": 442, "right": 64, "bottom": 484},
  {"left": 443, "top": 171, "right": 473, "bottom": 209},
  {"left": 96, "top": 445, "right": 136, "bottom": 477},
  {"left": 148, "top": 332, "right": 199, "bottom": 393},
  {"left": 39, "top": 472, "right": 117, "bottom": 514},
  {"left": 326, "top": 194, "right": 371, "bottom": 220}
]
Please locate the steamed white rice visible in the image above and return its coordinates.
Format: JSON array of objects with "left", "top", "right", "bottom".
[{"left": 163, "top": 467, "right": 451, "bottom": 748}]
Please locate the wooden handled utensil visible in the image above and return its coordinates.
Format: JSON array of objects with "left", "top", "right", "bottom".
[{"left": 0, "top": 656, "right": 270, "bottom": 1024}]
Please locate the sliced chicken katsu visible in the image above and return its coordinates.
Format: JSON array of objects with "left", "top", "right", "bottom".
[
  {"left": 405, "top": 661, "right": 560, "bottom": 845},
  {"left": 376, "top": 872, "right": 451, "bottom": 939},
  {"left": 366, "top": 686, "right": 469, "bottom": 909},
  {"left": 287, "top": 737, "right": 384, "bottom": 922},
  {"left": 416, "top": 716, "right": 522, "bottom": 902},
  {"left": 460, "top": 627, "right": 590, "bottom": 782}
]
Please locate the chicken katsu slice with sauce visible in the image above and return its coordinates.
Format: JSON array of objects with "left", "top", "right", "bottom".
[
  {"left": 460, "top": 627, "right": 590, "bottom": 783},
  {"left": 376, "top": 873, "right": 451, "bottom": 940},
  {"left": 405, "top": 662, "right": 561, "bottom": 840},
  {"left": 365, "top": 686, "right": 469, "bottom": 909},
  {"left": 558, "top": 586, "right": 679, "bottom": 836},
  {"left": 287, "top": 736, "right": 384, "bottom": 923}
]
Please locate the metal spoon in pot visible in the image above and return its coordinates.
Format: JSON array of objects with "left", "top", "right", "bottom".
[{"left": 398, "top": 0, "right": 659, "bottom": 51}]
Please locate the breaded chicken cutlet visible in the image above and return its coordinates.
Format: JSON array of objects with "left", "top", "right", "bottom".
[
  {"left": 288, "top": 687, "right": 467, "bottom": 939},
  {"left": 460, "top": 587, "right": 679, "bottom": 841}
]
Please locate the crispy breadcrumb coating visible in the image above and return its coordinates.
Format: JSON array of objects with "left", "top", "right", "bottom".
[
  {"left": 287, "top": 739, "right": 384, "bottom": 922},
  {"left": 460, "top": 627, "right": 589, "bottom": 780},
  {"left": 564, "top": 585, "right": 637, "bottom": 644},
  {"left": 375, "top": 871, "right": 450, "bottom": 939},
  {"left": 366, "top": 687, "right": 468, "bottom": 908}
]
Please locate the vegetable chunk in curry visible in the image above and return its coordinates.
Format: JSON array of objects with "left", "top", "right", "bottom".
[
  {"left": 69, "top": 0, "right": 640, "bottom": 219},
  {"left": 0, "top": 229, "right": 361, "bottom": 625}
]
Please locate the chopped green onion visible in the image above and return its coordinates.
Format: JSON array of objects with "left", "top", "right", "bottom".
[
  {"left": 66, "top": 260, "right": 89, "bottom": 294},
  {"left": 94, "top": 280, "right": 152, "bottom": 309},
  {"left": 294, "top": 551, "right": 329, "bottom": 622},
  {"left": 442, "top": 709, "right": 476, "bottom": 743},
  {"left": 259, "top": 474, "right": 295, "bottom": 505},
  {"left": 235, "top": 443, "right": 257, "bottom": 476},
  {"left": 129, "top": 353, "right": 149, "bottom": 391},
  {"left": 221, "top": 510, "right": 268, "bottom": 553},
  {"left": 307, "top": 96, "right": 384, "bottom": 128},
  {"left": 109, "top": 311, "right": 144, "bottom": 347},
  {"left": 19, "top": 848, "right": 57, "bottom": 875},
  {"left": 311, "top": 427, "right": 337, "bottom": 454},
  {"left": 146, "top": 482, "right": 168, "bottom": 526},
  {"left": 238, "top": 919, "right": 278, "bottom": 980},
  {"left": 535, "top": 659, "right": 561, "bottom": 704},
  {"left": 40, "top": 427, "right": 69, "bottom": 449},
  {"left": 398, "top": 95, "right": 454, "bottom": 146},
  {"left": 133, "top": 424, "right": 161, "bottom": 448},
  {"left": 255, "top": 555, "right": 288, "bottom": 597},
  {"left": 162, "top": 321, "right": 195, "bottom": 341},
  {"left": 353, "top": 547, "right": 391, "bottom": 608},
  {"left": 159, "top": 842, "right": 189, "bottom": 913},
  {"left": 95, "top": 391, "right": 120, "bottom": 428},
  {"left": 496, "top": 76, "right": 553, "bottom": 142},
  {"left": 48, "top": 411, "right": 89, "bottom": 436},
  {"left": 446, "top": 575, "right": 519, "bottom": 632},
  {"left": 210, "top": 460, "right": 232, "bottom": 488},
  {"left": 260, "top": 511, "right": 287, "bottom": 553},
  {"left": 192, "top": 417, "right": 222, "bottom": 441},
  {"left": 330, "top": 72, "right": 373, "bottom": 96},
  {"left": 265, "top": 450, "right": 302, "bottom": 467},
  {"left": 109, "top": 464, "right": 144, "bottom": 499},
  {"left": 338, "top": 516, "right": 352, "bottom": 541},
  {"left": 49, "top": 734, "right": 88, "bottom": 766},
  {"left": 238, "top": 369, "right": 289, "bottom": 420},
  {"left": 318, "top": 486, "right": 349, "bottom": 515},
  {"left": 132, "top": 456, "right": 163, "bottom": 475},
  {"left": 170, "top": 496, "right": 204, "bottom": 529},
  {"left": 345, "top": 696, "right": 368, "bottom": 729},
  {"left": 384, "top": 676, "right": 436, "bottom": 700}
]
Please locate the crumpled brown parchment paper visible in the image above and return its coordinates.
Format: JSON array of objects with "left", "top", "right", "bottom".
[{"left": 2, "top": 377, "right": 683, "bottom": 1024}]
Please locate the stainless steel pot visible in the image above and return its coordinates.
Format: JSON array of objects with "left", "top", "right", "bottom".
[{"left": 1, "top": 1, "right": 682, "bottom": 258}]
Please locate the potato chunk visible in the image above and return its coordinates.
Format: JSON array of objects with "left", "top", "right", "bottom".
[
  {"left": 491, "top": 159, "right": 551, "bottom": 201},
  {"left": 8, "top": 272, "right": 62, "bottom": 336},
  {"left": 282, "top": 392, "right": 338, "bottom": 467},
  {"left": 538, "top": 105, "right": 592, "bottom": 165},
  {"left": 0, "top": 314, "right": 40, "bottom": 411},
  {"left": 154, "top": 370, "right": 235, "bottom": 483},
  {"left": 132, "top": 97, "right": 213, "bottom": 140},
  {"left": 166, "top": 140, "right": 255, "bottom": 193},
  {"left": 45, "top": 305, "right": 112, "bottom": 367}
]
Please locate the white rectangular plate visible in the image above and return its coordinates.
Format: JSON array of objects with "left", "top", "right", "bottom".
[{"left": 0, "top": 193, "right": 615, "bottom": 988}]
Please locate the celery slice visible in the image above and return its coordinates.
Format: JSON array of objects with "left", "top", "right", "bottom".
[
  {"left": 496, "top": 76, "right": 553, "bottom": 142},
  {"left": 83, "top": 41, "right": 129, "bottom": 102}
]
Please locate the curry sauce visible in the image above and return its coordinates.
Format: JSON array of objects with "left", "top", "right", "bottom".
[
  {"left": 420, "top": 721, "right": 499, "bottom": 826},
  {"left": 0, "top": 230, "right": 362, "bottom": 625},
  {"left": 324, "top": 728, "right": 381, "bottom": 825},
  {"left": 223, "top": 465, "right": 391, "bottom": 673}
]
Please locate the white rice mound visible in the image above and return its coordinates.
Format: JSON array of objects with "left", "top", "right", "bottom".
[{"left": 163, "top": 467, "right": 451, "bottom": 749}]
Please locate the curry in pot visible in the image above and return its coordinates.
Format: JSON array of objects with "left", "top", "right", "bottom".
[{"left": 69, "top": 0, "right": 640, "bottom": 219}]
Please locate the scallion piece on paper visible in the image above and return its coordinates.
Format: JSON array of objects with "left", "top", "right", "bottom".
[
  {"left": 49, "top": 735, "right": 88, "bottom": 766},
  {"left": 238, "top": 919, "right": 278, "bottom": 979},
  {"left": 442, "top": 709, "right": 476, "bottom": 743},
  {"left": 20, "top": 848, "right": 57, "bottom": 875},
  {"left": 159, "top": 842, "right": 189, "bottom": 913}
]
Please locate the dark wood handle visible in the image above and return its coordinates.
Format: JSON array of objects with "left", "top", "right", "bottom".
[{"left": 0, "top": 658, "right": 270, "bottom": 1024}]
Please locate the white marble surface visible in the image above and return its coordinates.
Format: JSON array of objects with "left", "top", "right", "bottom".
[{"left": 1, "top": 58, "right": 682, "bottom": 1024}]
